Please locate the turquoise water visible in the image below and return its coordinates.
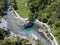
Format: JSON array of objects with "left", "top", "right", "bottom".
[{"left": 18, "top": 25, "right": 39, "bottom": 35}]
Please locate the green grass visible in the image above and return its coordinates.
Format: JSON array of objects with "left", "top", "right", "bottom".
[{"left": 16, "top": 0, "right": 30, "bottom": 18}]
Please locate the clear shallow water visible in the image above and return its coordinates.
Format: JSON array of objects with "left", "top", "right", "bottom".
[
  {"left": 18, "top": 25, "right": 39, "bottom": 35},
  {"left": 18, "top": 25, "right": 47, "bottom": 44}
]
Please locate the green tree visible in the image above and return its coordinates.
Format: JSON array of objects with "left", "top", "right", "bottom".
[
  {"left": 28, "top": 0, "right": 56, "bottom": 20},
  {"left": 12, "top": 0, "right": 18, "bottom": 10},
  {"left": 0, "top": 0, "right": 4, "bottom": 15},
  {"left": 0, "top": 28, "right": 8, "bottom": 39}
]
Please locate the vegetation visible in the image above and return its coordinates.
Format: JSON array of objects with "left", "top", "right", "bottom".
[
  {"left": 0, "top": 0, "right": 5, "bottom": 16},
  {"left": 28, "top": 0, "right": 56, "bottom": 20},
  {"left": 38, "top": 0, "right": 60, "bottom": 44},
  {"left": 35, "top": 40, "right": 44, "bottom": 45},
  {"left": 0, "top": 28, "right": 41, "bottom": 45},
  {"left": 28, "top": 0, "right": 60, "bottom": 45},
  {"left": 0, "top": 34, "right": 41, "bottom": 45},
  {"left": 11, "top": 0, "right": 18, "bottom": 10},
  {"left": 16, "top": 0, "right": 30, "bottom": 18},
  {"left": 0, "top": 28, "right": 8, "bottom": 40}
]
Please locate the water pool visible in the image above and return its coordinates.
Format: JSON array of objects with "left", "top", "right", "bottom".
[
  {"left": 18, "top": 24, "right": 48, "bottom": 44},
  {"left": 18, "top": 25, "right": 39, "bottom": 35}
]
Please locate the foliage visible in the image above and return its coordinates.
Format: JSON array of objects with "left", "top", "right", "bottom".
[
  {"left": 0, "top": 28, "right": 8, "bottom": 40},
  {"left": 38, "top": 0, "right": 60, "bottom": 45},
  {"left": 11, "top": 0, "right": 18, "bottom": 10},
  {"left": 0, "top": 0, "right": 5, "bottom": 15},
  {"left": 28, "top": 0, "right": 60, "bottom": 45},
  {"left": 28, "top": 0, "right": 56, "bottom": 20},
  {"left": 35, "top": 40, "right": 44, "bottom": 45},
  {"left": 16, "top": 0, "right": 30, "bottom": 18},
  {"left": 0, "top": 36, "right": 33, "bottom": 45}
]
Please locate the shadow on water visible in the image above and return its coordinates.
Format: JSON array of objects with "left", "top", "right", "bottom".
[{"left": 18, "top": 24, "right": 39, "bottom": 35}]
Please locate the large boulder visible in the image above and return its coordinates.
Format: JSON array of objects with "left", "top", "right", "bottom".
[{"left": 23, "top": 21, "right": 34, "bottom": 29}]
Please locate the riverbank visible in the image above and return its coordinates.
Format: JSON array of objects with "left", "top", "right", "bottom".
[{"left": 35, "top": 20, "right": 58, "bottom": 45}]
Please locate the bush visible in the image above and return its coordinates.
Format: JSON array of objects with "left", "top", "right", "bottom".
[{"left": 55, "top": 22, "right": 60, "bottom": 28}]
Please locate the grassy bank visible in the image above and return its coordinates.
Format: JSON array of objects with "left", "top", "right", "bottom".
[{"left": 16, "top": 0, "right": 30, "bottom": 18}]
